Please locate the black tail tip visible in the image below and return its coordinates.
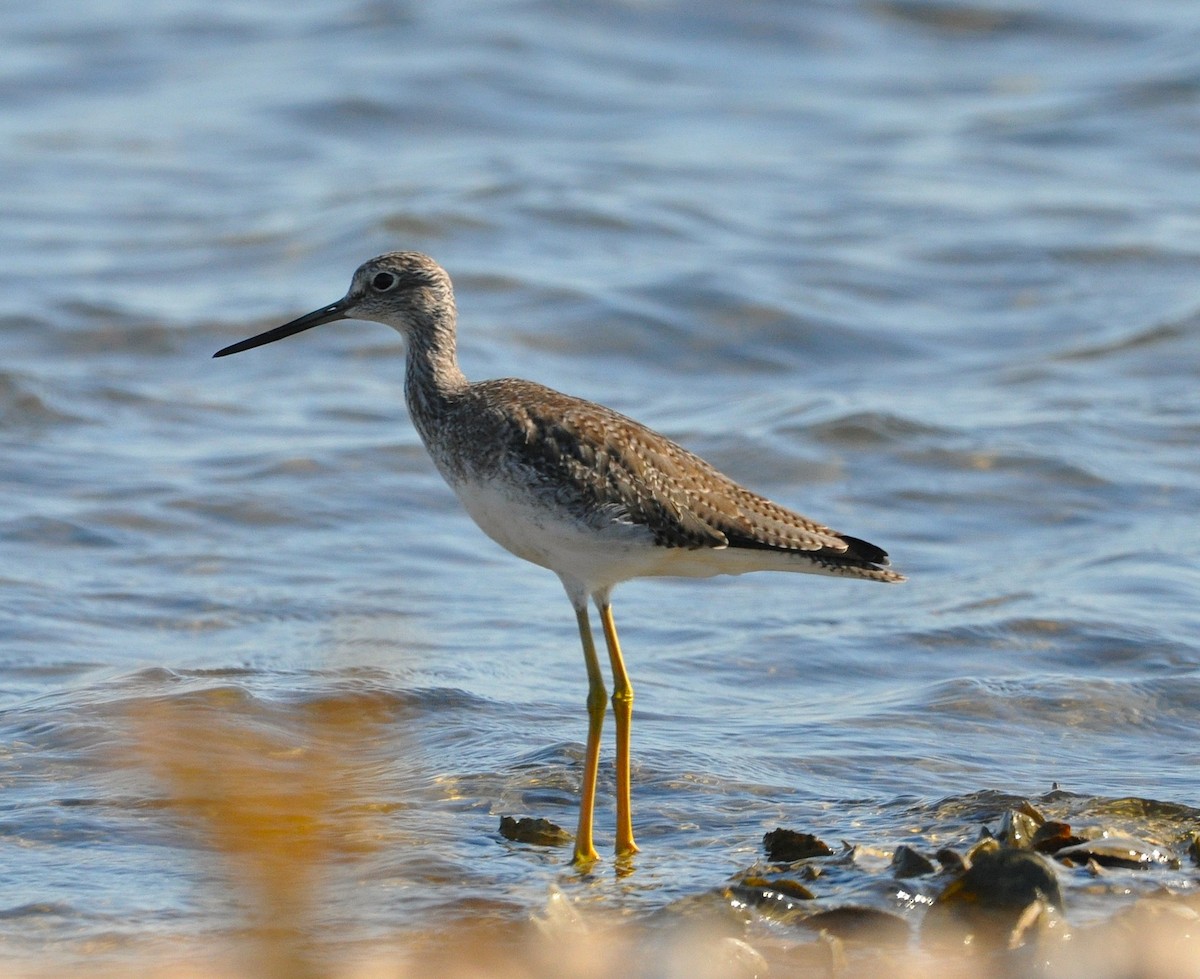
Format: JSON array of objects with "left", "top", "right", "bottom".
[{"left": 837, "top": 534, "right": 890, "bottom": 567}]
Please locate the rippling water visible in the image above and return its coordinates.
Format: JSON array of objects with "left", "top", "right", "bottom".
[{"left": 3, "top": 0, "right": 1200, "bottom": 972}]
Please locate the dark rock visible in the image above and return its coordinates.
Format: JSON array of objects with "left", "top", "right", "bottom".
[
  {"left": 924, "top": 847, "right": 1063, "bottom": 949},
  {"left": 728, "top": 875, "right": 815, "bottom": 916},
  {"left": 763, "top": 828, "right": 833, "bottom": 862},
  {"left": 935, "top": 847, "right": 968, "bottom": 873},
  {"left": 1053, "top": 835, "right": 1179, "bottom": 870},
  {"left": 798, "top": 906, "right": 910, "bottom": 945},
  {"left": 891, "top": 844, "right": 936, "bottom": 878},
  {"left": 1031, "top": 820, "right": 1084, "bottom": 854},
  {"left": 498, "top": 815, "right": 572, "bottom": 847}
]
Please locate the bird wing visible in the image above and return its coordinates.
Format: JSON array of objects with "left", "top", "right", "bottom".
[{"left": 486, "top": 380, "right": 887, "bottom": 566}]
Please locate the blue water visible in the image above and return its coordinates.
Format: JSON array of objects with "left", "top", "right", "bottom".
[{"left": 2, "top": 0, "right": 1200, "bottom": 970}]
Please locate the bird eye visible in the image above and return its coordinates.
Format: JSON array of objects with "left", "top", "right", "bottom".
[{"left": 371, "top": 272, "right": 397, "bottom": 291}]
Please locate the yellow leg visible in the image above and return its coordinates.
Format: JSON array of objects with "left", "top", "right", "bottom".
[
  {"left": 572, "top": 605, "right": 605, "bottom": 865},
  {"left": 599, "top": 602, "right": 639, "bottom": 857}
]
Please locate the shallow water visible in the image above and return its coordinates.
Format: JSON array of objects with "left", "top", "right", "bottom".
[{"left": 2, "top": 0, "right": 1200, "bottom": 970}]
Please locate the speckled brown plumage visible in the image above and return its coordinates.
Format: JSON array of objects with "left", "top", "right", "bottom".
[{"left": 427, "top": 377, "right": 901, "bottom": 581}]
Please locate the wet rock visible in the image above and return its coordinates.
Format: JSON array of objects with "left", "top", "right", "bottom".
[
  {"left": 956, "top": 846, "right": 1062, "bottom": 908},
  {"left": 891, "top": 844, "right": 936, "bottom": 878},
  {"left": 498, "top": 816, "right": 573, "bottom": 847},
  {"left": 1031, "top": 820, "right": 1084, "bottom": 854},
  {"left": 796, "top": 863, "right": 824, "bottom": 882},
  {"left": 798, "top": 906, "right": 910, "bottom": 945},
  {"left": 997, "top": 807, "right": 1043, "bottom": 848},
  {"left": 738, "top": 875, "right": 816, "bottom": 901},
  {"left": 965, "top": 836, "right": 1001, "bottom": 863},
  {"left": 1053, "top": 834, "right": 1180, "bottom": 870},
  {"left": 727, "top": 876, "right": 815, "bottom": 918},
  {"left": 924, "top": 846, "right": 1063, "bottom": 949},
  {"left": 935, "top": 847, "right": 968, "bottom": 873},
  {"left": 763, "top": 828, "right": 833, "bottom": 863}
]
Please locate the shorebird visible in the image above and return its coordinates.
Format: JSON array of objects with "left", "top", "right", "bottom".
[{"left": 214, "top": 252, "right": 904, "bottom": 864}]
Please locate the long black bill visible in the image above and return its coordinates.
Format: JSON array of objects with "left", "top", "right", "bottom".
[{"left": 213, "top": 298, "right": 352, "bottom": 358}]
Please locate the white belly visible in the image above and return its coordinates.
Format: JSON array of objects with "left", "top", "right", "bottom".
[
  {"left": 447, "top": 474, "right": 842, "bottom": 595},
  {"left": 450, "top": 476, "right": 662, "bottom": 592}
]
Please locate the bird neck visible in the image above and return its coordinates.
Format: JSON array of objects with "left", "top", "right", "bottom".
[{"left": 403, "top": 310, "right": 469, "bottom": 431}]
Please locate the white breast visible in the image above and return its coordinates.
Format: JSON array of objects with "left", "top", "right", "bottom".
[{"left": 449, "top": 475, "right": 664, "bottom": 592}]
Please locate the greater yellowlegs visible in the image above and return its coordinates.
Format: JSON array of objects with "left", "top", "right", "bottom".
[{"left": 214, "top": 252, "right": 904, "bottom": 864}]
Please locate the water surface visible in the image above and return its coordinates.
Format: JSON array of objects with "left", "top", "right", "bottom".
[{"left": 2, "top": 0, "right": 1199, "bottom": 971}]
